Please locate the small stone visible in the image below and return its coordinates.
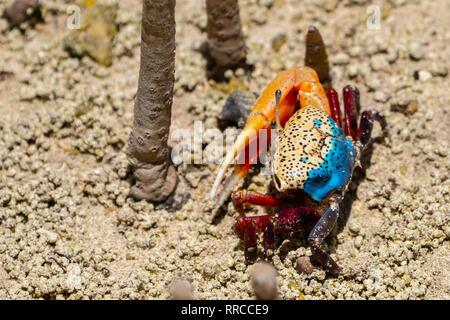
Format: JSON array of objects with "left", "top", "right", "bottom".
[
  {"left": 354, "top": 236, "right": 363, "bottom": 249},
  {"left": 260, "top": 0, "right": 274, "bottom": 9},
  {"left": 349, "top": 46, "right": 362, "bottom": 57},
  {"left": 224, "top": 69, "right": 233, "bottom": 80},
  {"left": 235, "top": 68, "right": 245, "bottom": 77},
  {"left": 435, "top": 145, "right": 448, "bottom": 157},
  {"left": 3, "top": 0, "right": 42, "bottom": 28},
  {"left": 347, "top": 64, "right": 359, "bottom": 78},
  {"left": 391, "top": 145, "right": 403, "bottom": 154},
  {"left": 37, "top": 228, "right": 58, "bottom": 244},
  {"left": 348, "top": 222, "right": 360, "bottom": 235},
  {"left": 409, "top": 42, "right": 425, "bottom": 61},
  {"left": 374, "top": 91, "right": 391, "bottom": 103},
  {"left": 295, "top": 256, "right": 315, "bottom": 275},
  {"left": 250, "top": 262, "right": 278, "bottom": 300},
  {"left": 323, "top": 0, "right": 338, "bottom": 12},
  {"left": 63, "top": 3, "right": 118, "bottom": 66},
  {"left": 217, "top": 91, "right": 255, "bottom": 129},
  {"left": 386, "top": 48, "right": 398, "bottom": 63},
  {"left": 418, "top": 70, "right": 432, "bottom": 82},
  {"left": 391, "top": 98, "right": 418, "bottom": 115},
  {"left": 169, "top": 278, "right": 194, "bottom": 300},
  {"left": 430, "top": 62, "right": 448, "bottom": 77},
  {"left": 271, "top": 33, "right": 287, "bottom": 52},
  {"left": 333, "top": 52, "right": 350, "bottom": 65},
  {"left": 269, "top": 59, "right": 283, "bottom": 72},
  {"left": 185, "top": 170, "right": 201, "bottom": 188},
  {"left": 370, "top": 55, "right": 389, "bottom": 72},
  {"left": 365, "top": 77, "right": 381, "bottom": 91},
  {"left": 66, "top": 264, "right": 82, "bottom": 291},
  {"left": 116, "top": 207, "right": 136, "bottom": 225},
  {"left": 19, "top": 86, "right": 36, "bottom": 101},
  {"left": 444, "top": 226, "right": 450, "bottom": 238}
]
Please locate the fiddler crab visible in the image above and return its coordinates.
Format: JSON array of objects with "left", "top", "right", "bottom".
[{"left": 210, "top": 66, "right": 386, "bottom": 276}]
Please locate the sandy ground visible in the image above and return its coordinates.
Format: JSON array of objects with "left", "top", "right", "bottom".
[{"left": 0, "top": 0, "right": 449, "bottom": 299}]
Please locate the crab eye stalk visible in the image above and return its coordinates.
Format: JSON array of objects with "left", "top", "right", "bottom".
[{"left": 275, "top": 89, "right": 282, "bottom": 130}]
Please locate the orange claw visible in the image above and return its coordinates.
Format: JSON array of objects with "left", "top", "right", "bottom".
[{"left": 210, "top": 66, "right": 330, "bottom": 206}]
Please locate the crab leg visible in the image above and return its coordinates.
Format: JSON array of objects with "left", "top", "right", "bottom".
[
  {"left": 235, "top": 207, "right": 320, "bottom": 253},
  {"left": 210, "top": 66, "right": 330, "bottom": 204},
  {"left": 308, "top": 202, "right": 341, "bottom": 276},
  {"left": 357, "top": 110, "right": 387, "bottom": 147},
  {"left": 343, "top": 85, "right": 358, "bottom": 141},
  {"left": 231, "top": 190, "right": 284, "bottom": 215},
  {"left": 326, "top": 88, "right": 342, "bottom": 129},
  {"left": 357, "top": 111, "right": 375, "bottom": 146}
]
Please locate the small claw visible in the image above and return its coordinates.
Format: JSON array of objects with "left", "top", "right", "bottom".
[
  {"left": 210, "top": 127, "right": 263, "bottom": 202},
  {"left": 214, "top": 164, "right": 249, "bottom": 209},
  {"left": 209, "top": 138, "right": 243, "bottom": 200}
]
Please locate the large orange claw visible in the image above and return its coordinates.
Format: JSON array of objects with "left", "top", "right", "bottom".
[{"left": 210, "top": 66, "right": 330, "bottom": 207}]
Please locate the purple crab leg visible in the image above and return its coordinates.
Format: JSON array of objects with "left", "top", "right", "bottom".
[
  {"left": 343, "top": 85, "right": 358, "bottom": 141},
  {"left": 357, "top": 111, "right": 375, "bottom": 146},
  {"left": 308, "top": 203, "right": 341, "bottom": 276},
  {"left": 357, "top": 111, "right": 388, "bottom": 147}
]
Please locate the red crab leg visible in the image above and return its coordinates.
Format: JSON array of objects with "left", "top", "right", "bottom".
[
  {"left": 326, "top": 87, "right": 342, "bottom": 129},
  {"left": 235, "top": 214, "right": 271, "bottom": 252},
  {"left": 343, "top": 85, "right": 358, "bottom": 141},
  {"left": 231, "top": 190, "right": 284, "bottom": 215},
  {"left": 235, "top": 207, "right": 320, "bottom": 253}
]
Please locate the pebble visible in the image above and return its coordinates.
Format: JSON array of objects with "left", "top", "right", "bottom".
[
  {"left": 250, "top": 262, "right": 278, "bottom": 300},
  {"left": 3, "top": 0, "right": 41, "bottom": 28},
  {"left": 348, "top": 222, "right": 360, "bottom": 235},
  {"left": 391, "top": 98, "right": 418, "bottom": 115},
  {"left": 37, "top": 228, "right": 58, "bottom": 244},
  {"left": 374, "top": 91, "right": 391, "bottom": 103},
  {"left": 333, "top": 52, "right": 350, "bottom": 65},
  {"left": 418, "top": 70, "right": 432, "bottom": 82},
  {"left": 347, "top": 64, "right": 359, "bottom": 78},
  {"left": 430, "top": 62, "right": 448, "bottom": 77},
  {"left": 349, "top": 46, "right": 362, "bottom": 57},
  {"left": 169, "top": 278, "right": 194, "bottom": 300},
  {"left": 295, "top": 256, "right": 315, "bottom": 275},
  {"left": 434, "top": 145, "right": 448, "bottom": 157},
  {"left": 354, "top": 236, "right": 363, "bottom": 249},
  {"left": 365, "top": 77, "right": 381, "bottom": 91},
  {"left": 63, "top": 3, "right": 118, "bottom": 66},
  {"left": 386, "top": 48, "right": 398, "bottom": 63},
  {"left": 409, "top": 42, "right": 425, "bottom": 61},
  {"left": 323, "top": 0, "right": 338, "bottom": 12},
  {"left": 370, "top": 55, "right": 389, "bottom": 72},
  {"left": 271, "top": 33, "right": 287, "bottom": 52}
]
